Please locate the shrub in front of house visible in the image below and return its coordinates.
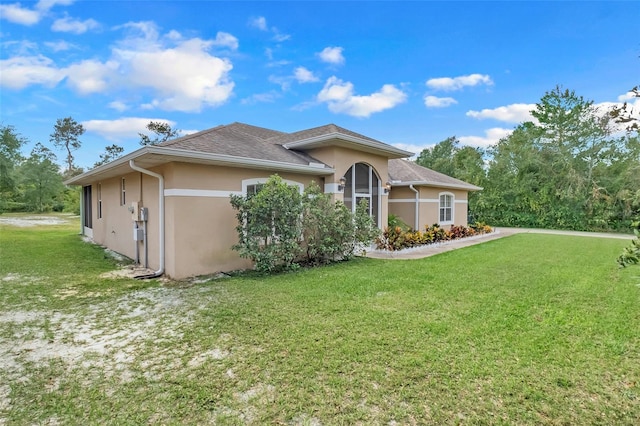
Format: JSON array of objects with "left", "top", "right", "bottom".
[
  {"left": 375, "top": 222, "right": 493, "bottom": 251},
  {"left": 230, "top": 175, "right": 304, "bottom": 273},
  {"left": 231, "top": 176, "right": 380, "bottom": 273},
  {"left": 302, "top": 182, "right": 357, "bottom": 265}
]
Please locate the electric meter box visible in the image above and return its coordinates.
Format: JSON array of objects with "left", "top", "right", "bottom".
[{"left": 133, "top": 227, "right": 144, "bottom": 241}]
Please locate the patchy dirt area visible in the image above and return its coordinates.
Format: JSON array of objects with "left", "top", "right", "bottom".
[
  {"left": 0, "top": 215, "right": 73, "bottom": 227},
  {"left": 0, "top": 285, "right": 221, "bottom": 385}
]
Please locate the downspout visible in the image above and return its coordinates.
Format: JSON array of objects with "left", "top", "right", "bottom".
[
  {"left": 409, "top": 185, "right": 419, "bottom": 231},
  {"left": 129, "top": 160, "right": 164, "bottom": 278}
]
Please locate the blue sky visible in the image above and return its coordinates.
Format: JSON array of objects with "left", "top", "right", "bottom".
[{"left": 1, "top": 0, "right": 638, "bottom": 169}]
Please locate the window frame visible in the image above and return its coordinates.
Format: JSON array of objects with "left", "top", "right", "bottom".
[
  {"left": 120, "top": 178, "right": 126, "bottom": 206},
  {"left": 97, "top": 183, "right": 102, "bottom": 219},
  {"left": 439, "top": 192, "right": 454, "bottom": 225}
]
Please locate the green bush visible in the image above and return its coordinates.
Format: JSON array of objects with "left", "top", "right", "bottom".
[
  {"left": 230, "top": 175, "right": 303, "bottom": 273},
  {"left": 618, "top": 221, "right": 640, "bottom": 268},
  {"left": 231, "top": 176, "right": 381, "bottom": 273},
  {"left": 302, "top": 182, "right": 356, "bottom": 264}
]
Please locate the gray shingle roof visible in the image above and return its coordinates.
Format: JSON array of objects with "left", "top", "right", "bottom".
[
  {"left": 388, "top": 159, "right": 482, "bottom": 191},
  {"left": 268, "top": 123, "right": 383, "bottom": 145},
  {"left": 158, "top": 122, "right": 323, "bottom": 166}
]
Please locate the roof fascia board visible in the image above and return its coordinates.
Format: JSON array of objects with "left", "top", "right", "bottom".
[{"left": 391, "top": 181, "right": 483, "bottom": 191}]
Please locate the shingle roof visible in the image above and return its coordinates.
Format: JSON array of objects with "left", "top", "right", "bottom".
[
  {"left": 268, "top": 123, "right": 383, "bottom": 145},
  {"left": 388, "top": 159, "right": 482, "bottom": 191},
  {"left": 158, "top": 122, "right": 323, "bottom": 166}
]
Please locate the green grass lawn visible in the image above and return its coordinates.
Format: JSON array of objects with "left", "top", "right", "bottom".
[{"left": 1, "top": 214, "right": 639, "bottom": 424}]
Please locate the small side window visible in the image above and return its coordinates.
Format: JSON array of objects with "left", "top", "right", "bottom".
[
  {"left": 120, "top": 178, "right": 126, "bottom": 206},
  {"left": 97, "top": 183, "right": 102, "bottom": 219}
]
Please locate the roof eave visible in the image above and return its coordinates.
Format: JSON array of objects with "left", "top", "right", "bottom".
[
  {"left": 64, "top": 146, "right": 153, "bottom": 185},
  {"left": 65, "top": 146, "right": 335, "bottom": 186},
  {"left": 283, "top": 132, "right": 413, "bottom": 158},
  {"left": 391, "top": 181, "right": 483, "bottom": 191}
]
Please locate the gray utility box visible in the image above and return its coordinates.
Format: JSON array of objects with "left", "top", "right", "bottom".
[{"left": 134, "top": 227, "right": 144, "bottom": 241}]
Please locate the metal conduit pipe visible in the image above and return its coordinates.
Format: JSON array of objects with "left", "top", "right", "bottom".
[
  {"left": 409, "top": 184, "right": 419, "bottom": 231},
  {"left": 129, "top": 160, "right": 164, "bottom": 278}
]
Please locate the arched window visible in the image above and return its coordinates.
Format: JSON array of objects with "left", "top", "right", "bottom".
[
  {"left": 343, "top": 163, "right": 381, "bottom": 227},
  {"left": 439, "top": 192, "right": 454, "bottom": 224}
]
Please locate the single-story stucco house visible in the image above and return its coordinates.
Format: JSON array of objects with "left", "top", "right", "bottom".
[{"left": 66, "top": 122, "right": 481, "bottom": 278}]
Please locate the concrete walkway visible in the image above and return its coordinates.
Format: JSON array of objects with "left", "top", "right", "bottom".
[{"left": 366, "top": 227, "right": 634, "bottom": 260}]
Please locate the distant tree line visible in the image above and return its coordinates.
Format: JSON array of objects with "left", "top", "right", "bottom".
[
  {"left": 0, "top": 119, "right": 178, "bottom": 214},
  {"left": 417, "top": 85, "right": 640, "bottom": 232}
]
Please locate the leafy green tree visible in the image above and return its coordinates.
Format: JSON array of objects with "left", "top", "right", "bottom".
[
  {"left": 477, "top": 86, "right": 639, "bottom": 231},
  {"left": 230, "top": 175, "right": 304, "bottom": 273},
  {"left": 18, "top": 143, "right": 64, "bottom": 212},
  {"left": 0, "top": 125, "right": 26, "bottom": 211},
  {"left": 50, "top": 117, "right": 84, "bottom": 176},
  {"left": 416, "top": 136, "right": 459, "bottom": 177},
  {"left": 94, "top": 144, "right": 124, "bottom": 167},
  {"left": 139, "top": 121, "right": 180, "bottom": 146}
]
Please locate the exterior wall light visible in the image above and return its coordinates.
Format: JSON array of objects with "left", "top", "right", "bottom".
[
  {"left": 384, "top": 182, "right": 392, "bottom": 194},
  {"left": 338, "top": 176, "right": 347, "bottom": 192}
]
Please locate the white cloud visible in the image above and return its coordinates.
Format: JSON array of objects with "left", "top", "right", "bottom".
[
  {"left": 212, "top": 31, "right": 238, "bottom": 50},
  {"left": 82, "top": 117, "right": 175, "bottom": 140},
  {"left": 0, "top": 55, "right": 64, "bottom": 89},
  {"left": 426, "top": 73, "right": 493, "bottom": 91},
  {"left": 2, "top": 39, "right": 38, "bottom": 55},
  {"left": 293, "top": 67, "right": 319, "bottom": 83},
  {"left": 51, "top": 15, "right": 99, "bottom": 34},
  {"left": 0, "top": 0, "right": 73, "bottom": 25},
  {"left": 65, "top": 59, "right": 116, "bottom": 94},
  {"left": 272, "top": 31, "right": 291, "bottom": 42},
  {"left": 2, "top": 23, "right": 236, "bottom": 112},
  {"left": 116, "top": 37, "right": 234, "bottom": 111},
  {"left": 459, "top": 127, "right": 512, "bottom": 148},
  {"left": 317, "top": 76, "right": 407, "bottom": 118},
  {"left": 241, "top": 91, "right": 281, "bottom": 105},
  {"left": 466, "top": 103, "right": 536, "bottom": 123},
  {"left": 424, "top": 95, "right": 457, "bottom": 108},
  {"left": 318, "top": 46, "right": 344, "bottom": 65},
  {"left": 179, "top": 129, "right": 199, "bottom": 136},
  {"left": 44, "top": 40, "right": 75, "bottom": 51},
  {"left": 618, "top": 91, "right": 638, "bottom": 102},
  {"left": 36, "top": 0, "right": 74, "bottom": 10},
  {"left": 0, "top": 3, "right": 40, "bottom": 25},
  {"left": 108, "top": 101, "right": 128, "bottom": 112},
  {"left": 249, "top": 16, "right": 268, "bottom": 31},
  {"left": 391, "top": 143, "right": 424, "bottom": 156}
]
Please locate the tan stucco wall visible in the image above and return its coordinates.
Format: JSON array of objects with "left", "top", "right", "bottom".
[
  {"left": 388, "top": 186, "right": 470, "bottom": 230},
  {"left": 163, "top": 163, "right": 323, "bottom": 278},
  {"left": 89, "top": 170, "right": 161, "bottom": 270},
  {"left": 305, "top": 145, "right": 390, "bottom": 227},
  {"left": 90, "top": 172, "right": 141, "bottom": 260}
]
